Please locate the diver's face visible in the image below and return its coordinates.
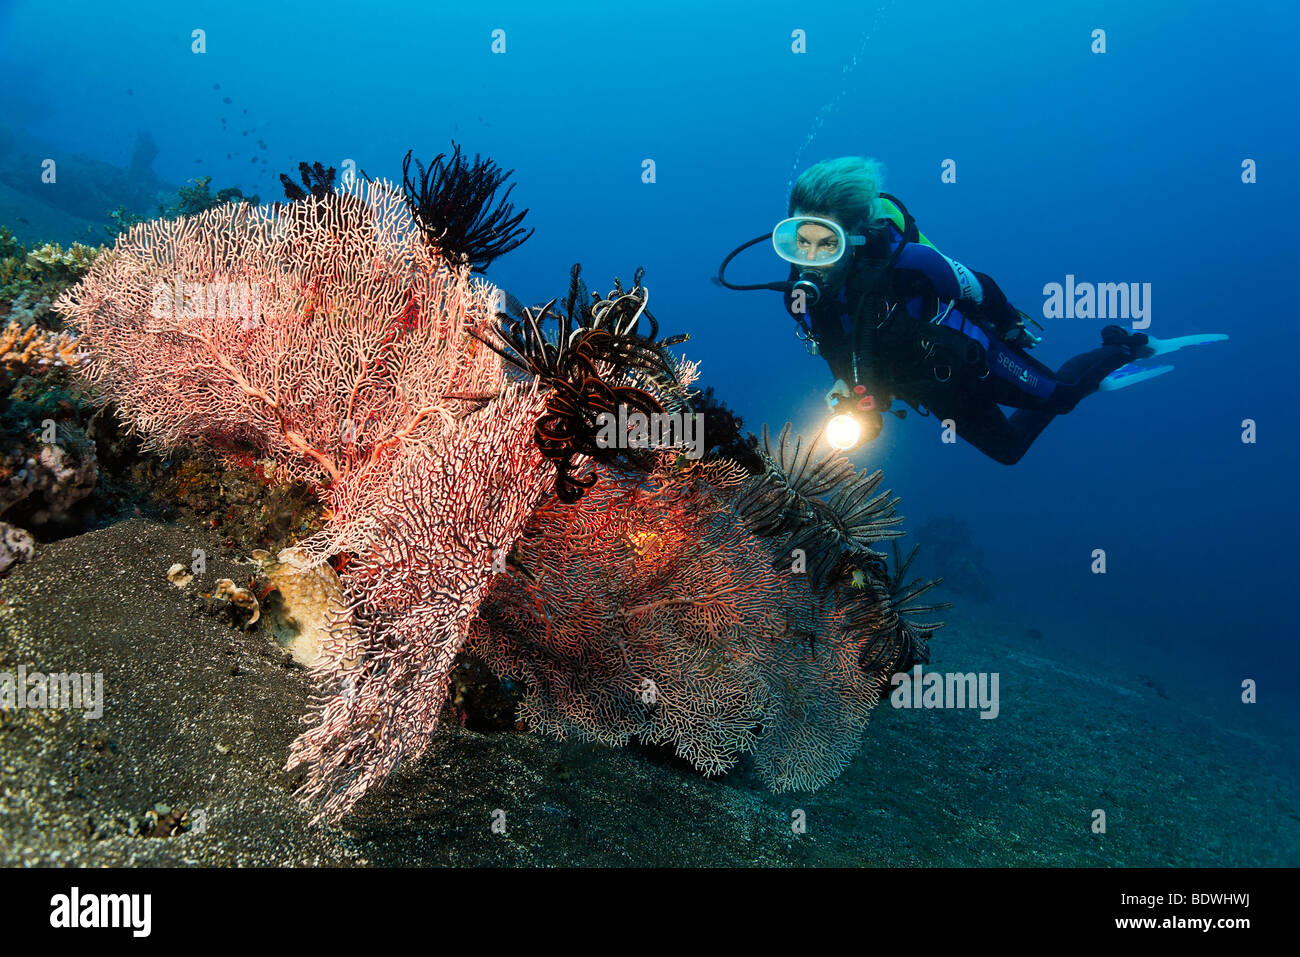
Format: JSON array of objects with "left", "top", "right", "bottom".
[
  {"left": 794, "top": 219, "right": 851, "bottom": 291},
  {"left": 794, "top": 222, "right": 841, "bottom": 265}
]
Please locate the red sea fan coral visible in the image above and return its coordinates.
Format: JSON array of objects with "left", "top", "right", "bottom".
[
  {"left": 470, "top": 456, "right": 776, "bottom": 774},
  {"left": 470, "top": 444, "right": 936, "bottom": 791}
]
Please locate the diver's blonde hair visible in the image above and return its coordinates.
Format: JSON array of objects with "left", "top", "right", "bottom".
[{"left": 788, "top": 156, "right": 889, "bottom": 232}]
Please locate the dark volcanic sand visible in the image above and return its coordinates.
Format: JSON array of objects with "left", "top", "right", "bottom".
[{"left": 0, "top": 519, "right": 1295, "bottom": 866}]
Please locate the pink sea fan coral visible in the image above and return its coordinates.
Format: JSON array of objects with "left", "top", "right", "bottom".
[
  {"left": 58, "top": 180, "right": 556, "bottom": 820},
  {"left": 57, "top": 179, "right": 509, "bottom": 562},
  {"left": 287, "top": 385, "right": 551, "bottom": 821}
]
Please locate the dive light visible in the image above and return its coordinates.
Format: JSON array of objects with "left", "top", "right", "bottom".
[
  {"left": 826, "top": 411, "right": 864, "bottom": 451},
  {"left": 826, "top": 389, "right": 885, "bottom": 452}
]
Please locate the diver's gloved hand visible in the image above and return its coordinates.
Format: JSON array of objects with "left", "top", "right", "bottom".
[
  {"left": 1002, "top": 321, "right": 1041, "bottom": 349},
  {"left": 825, "top": 378, "right": 852, "bottom": 410}
]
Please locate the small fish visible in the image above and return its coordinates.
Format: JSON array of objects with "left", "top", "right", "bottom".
[
  {"left": 127, "top": 88, "right": 133, "bottom": 96},
  {"left": 213, "top": 83, "right": 220, "bottom": 90},
  {"left": 226, "top": 153, "right": 232, "bottom": 160},
  {"left": 505, "top": 542, "right": 536, "bottom": 583},
  {"left": 222, "top": 96, "right": 231, "bottom": 104}
]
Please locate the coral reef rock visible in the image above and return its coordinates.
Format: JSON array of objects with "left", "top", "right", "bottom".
[
  {"left": 255, "top": 547, "right": 344, "bottom": 669},
  {"left": 0, "top": 519, "right": 35, "bottom": 575},
  {"left": 0, "top": 424, "right": 97, "bottom": 527}
]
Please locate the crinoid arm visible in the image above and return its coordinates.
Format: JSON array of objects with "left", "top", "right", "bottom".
[
  {"left": 770, "top": 422, "right": 856, "bottom": 500},
  {"left": 473, "top": 265, "right": 692, "bottom": 502},
  {"left": 822, "top": 465, "right": 907, "bottom": 552},
  {"left": 401, "top": 144, "right": 534, "bottom": 272},
  {"left": 844, "top": 540, "right": 951, "bottom": 674},
  {"left": 279, "top": 160, "right": 339, "bottom": 202},
  {"left": 733, "top": 423, "right": 907, "bottom": 591},
  {"left": 886, "top": 540, "right": 952, "bottom": 634}
]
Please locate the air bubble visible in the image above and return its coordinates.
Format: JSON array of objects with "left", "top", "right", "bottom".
[{"left": 786, "top": 2, "right": 895, "bottom": 199}]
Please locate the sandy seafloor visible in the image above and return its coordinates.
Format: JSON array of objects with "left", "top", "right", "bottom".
[{"left": 0, "top": 517, "right": 1295, "bottom": 867}]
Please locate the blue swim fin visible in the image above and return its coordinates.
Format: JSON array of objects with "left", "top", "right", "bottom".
[
  {"left": 1099, "top": 362, "right": 1175, "bottom": 391},
  {"left": 1136, "top": 332, "right": 1229, "bottom": 359}
]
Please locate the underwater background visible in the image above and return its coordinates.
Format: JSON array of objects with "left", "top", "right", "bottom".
[{"left": 0, "top": 0, "right": 1296, "bottom": 865}]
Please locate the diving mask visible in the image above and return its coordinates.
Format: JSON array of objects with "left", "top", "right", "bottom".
[{"left": 771, "top": 216, "right": 866, "bottom": 268}]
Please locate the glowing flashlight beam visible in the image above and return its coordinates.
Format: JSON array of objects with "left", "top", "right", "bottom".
[{"left": 825, "top": 413, "right": 862, "bottom": 451}]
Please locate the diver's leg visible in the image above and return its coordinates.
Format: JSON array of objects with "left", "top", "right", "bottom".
[
  {"left": 991, "top": 342, "right": 1131, "bottom": 452},
  {"left": 1046, "top": 325, "right": 1147, "bottom": 413},
  {"left": 1001, "top": 406, "right": 1059, "bottom": 457},
  {"left": 930, "top": 327, "right": 1144, "bottom": 464},
  {"left": 939, "top": 397, "right": 1039, "bottom": 465},
  {"left": 960, "top": 328, "right": 1146, "bottom": 461}
]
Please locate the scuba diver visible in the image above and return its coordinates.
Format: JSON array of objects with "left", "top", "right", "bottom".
[{"left": 716, "top": 157, "right": 1228, "bottom": 464}]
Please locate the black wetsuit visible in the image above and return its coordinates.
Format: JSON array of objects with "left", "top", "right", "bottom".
[{"left": 786, "top": 208, "right": 1143, "bottom": 464}]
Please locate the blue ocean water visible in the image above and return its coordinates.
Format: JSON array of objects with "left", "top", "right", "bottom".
[{"left": 2, "top": 0, "right": 1296, "bottom": 860}]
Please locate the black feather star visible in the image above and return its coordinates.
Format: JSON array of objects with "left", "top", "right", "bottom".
[
  {"left": 401, "top": 144, "right": 534, "bottom": 272},
  {"left": 733, "top": 423, "right": 906, "bottom": 591},
  {"left": 842, "top": 540, "right": 950, "bottom": 675},
  {"left": 727, "top": 422, "right": 948, "bottom": 675},
  {"left": 279, "top": 161, "right": 338, "bottom": 202},
  {"left": 471, "top": 264, "right": 684, "bottom": 501}
]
